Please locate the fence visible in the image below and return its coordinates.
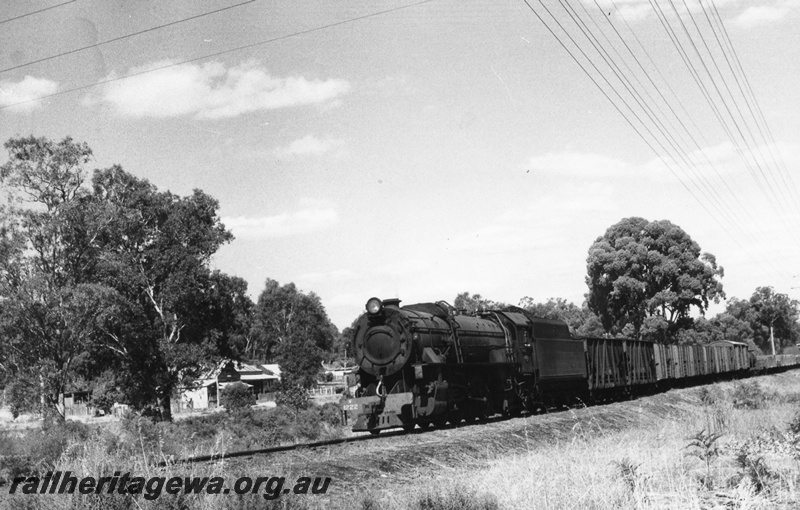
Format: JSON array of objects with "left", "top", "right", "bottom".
[
  {"left": 65, "top": 403, "right": 92, "bottom": 417},
  {"left": 308, "top": 386, "right": 343, "bottom": 396}
]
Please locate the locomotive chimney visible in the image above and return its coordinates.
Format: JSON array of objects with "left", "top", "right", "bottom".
[{"left": 382, "top": 298, "right": 402, "bottom": 309}]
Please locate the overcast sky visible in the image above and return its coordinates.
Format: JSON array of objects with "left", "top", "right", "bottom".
[{"left": 1, "top": 0, "right": 798, "bottom": 330}]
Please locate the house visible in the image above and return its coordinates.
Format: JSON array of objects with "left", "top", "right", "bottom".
[
  {"left": 178, "top": 360, "right": 281, "bottom": 411},
  {"left": 310, "top": 361, "right": 358, "bottom": 398}
]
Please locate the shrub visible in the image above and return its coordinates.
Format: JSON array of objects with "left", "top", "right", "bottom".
[
  {"left": 685, "top": 429, "right": 722, "bottom": 489},
  {"left": 295, "top": 408, "right": 323, "bottom": 440},
  {"left": 319, "top": 402, "right": 342, "bottom": 427},
  {"left": 275, "top": 384, "right": 310, "bottom": 411},
  {"left": 732, "top": 381, "right": 768, "bottom": 409},
  {"left": 0, "top": 420, "right": 93, "bottom": 480},
  {"left": 789, "top": 411, "right": 800, "bottom": 436},
  {"left": 4, "top": 377, "right": 40, "bottom": 418},
  {"left": 221, "top": 382, "right": 256, "bottom": 413},
  {"left": 735, "top": 451, "right": 777, "bottom": 494},
  {"left": 613, "top": 456, "right": 643, "bottom": 493}
]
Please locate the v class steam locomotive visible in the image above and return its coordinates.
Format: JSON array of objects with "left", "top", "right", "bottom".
[{"left": 340, "top": 297, "right": 793, "bottom": 434}]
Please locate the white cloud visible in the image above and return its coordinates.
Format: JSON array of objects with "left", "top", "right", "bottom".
[
  {"left": 589, "top": 0, "right": 786, "bottom": 25},
  {"left": 732, "top": 4, "right": 790, "bottom": 28},
  {"left": 92, "top": 60, "right": 350, "bottom": 119},
  {"left": 222, "top": 200, "right": 338, "bottom": 239},
  {"left": 0, "top": 76, "right": 58, "bottom": 112},
  {"left": 274, "top": 135, "right": 345, "bottom": 158},
  {"left": 589, "top": 0, "right": 655, "bottom": 22}
]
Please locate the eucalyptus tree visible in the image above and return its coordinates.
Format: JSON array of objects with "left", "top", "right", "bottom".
[
  {"left": 0, "top": 136, "right": 247, "bottom": 421},
  {"left": 586, "top": 217, "right": 724, "bottom": 341},
  {"left": 0, "top": 136, "right": 106, "bottom": 422},
  {"left": 250, "top": 279, "right": 336, "bottom": 388}
]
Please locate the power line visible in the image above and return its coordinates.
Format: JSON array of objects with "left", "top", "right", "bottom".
[
  {"left": 672, "top": 0, "right": 794, "bottom": 218},
  {"left": 595, "top": 0, "right": 747, "bottom": 219},
  {"left": 661, "top": 0, "right": 800, "bottom": 247},
  {"left": 565, "top": 0, "right": 775, "bottom": 257},
  {"left": 522, "top": 0, "right": 791, "bottom": 280},
  {"left": 520, "top": 0, "right": 720, "bottom": 229},
  {"left": 704, "top": 0, "right": 800, "bottom": 214},
  {"left": 648, "top": 0, "right": 776, "bottom": 213},
  {"left": 558, "top": 0, "right": 743, "bottom": 235},
  {"left": 0, "top": 0, "right": 75, "bottom": 25},
  {"left": 0, "top": 0, "right": 256, "bottom": 75},
  {"left": 0, "top": 0, "right": 434, "bottom": 111}
]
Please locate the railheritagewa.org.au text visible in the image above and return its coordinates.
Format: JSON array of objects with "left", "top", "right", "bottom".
[{"left": 9, "top": 471, "right": 331, "bottom": 500}]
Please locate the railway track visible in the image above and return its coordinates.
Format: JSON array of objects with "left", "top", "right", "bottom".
[
  {"left": 162, "top": 414, "right": 512, "bottom": 466},
  {"left": 161, "top": 429, "right": 403, "bottom": 466}
]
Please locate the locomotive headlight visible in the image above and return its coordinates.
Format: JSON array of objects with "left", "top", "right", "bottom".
[{"left": 366, "top": 297, "right": 383, "bottom": 315}]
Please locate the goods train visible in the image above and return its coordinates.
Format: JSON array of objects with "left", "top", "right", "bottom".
[{"left": 340, "top": 297, "right": 800, "bottom": 434}]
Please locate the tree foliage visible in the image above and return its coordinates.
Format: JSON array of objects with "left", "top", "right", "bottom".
[
  {"left": 0, "top": 136, "right": 248, "bottom": 421},
  {"left": 585, "top": 217, "right": 724, "bottom": 341},
  {"left": 724, "top": 288, "right": 799, "bottom": 354},
  {"left": 0, "top": 136, "right": 102, "bottom": 422},
  {"left": 454, "top": 292, "right": 506, "bottom": 313},
  {"left": 518, "top": 297, "right": 605, "bottom": 337},
  {"left": 250, "top": 280, "right": 335, "bottom": 388},
  {"left": 220, "top": 382, "right": 255, "bottom": 414}
]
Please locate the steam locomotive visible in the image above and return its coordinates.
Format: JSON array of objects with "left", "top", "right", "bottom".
[{"left": 340, "top": 297, "right": 800, "bottom": 434}]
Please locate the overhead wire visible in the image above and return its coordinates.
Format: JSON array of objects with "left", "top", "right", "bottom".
[
  {"left": 646, "top": 0, "right": 799, "bottom": 269},
  {"left": 521, "top": 0, "right": 791, "bottom": 280},
  {"left": 0, "top": 0, "right": 75, "bottom": 25},
  {"left": 704, "top": 0, "right": 800, "bottom": 213},
  {"left": 662, "top": 0, "right": 800, "bottom": 248},
  {"left": 604, "top": 0, "right": 749, "bottom": 215},
  {"left": 592, "top": 0, "right": 749, "bottom": 221},
  {"left": 565, "top": 0, "right": 750, "bottom": 241},
  {"left": 0, "top": 0, "right": 434, "bottom": 111},
  {"left": 0, "top": 0, "right": 256, "bottom": 75},
  {"left": 576, "top": 0, "right": 785, "bottom": 262},
  {"left": 694, "top": 0, "right": 785, "bottom": 194},
  {"left": 669, "top": 0, "right": 793, "bottom": 218},
  {"left": 519, "top": 0, "right": 722, "bottom": 231},
  {"left": 557, "top": 0, "right": 749, "bottom": 242},
  {"left": 647, "top": 0, "right": 779, "bottom": 220}
]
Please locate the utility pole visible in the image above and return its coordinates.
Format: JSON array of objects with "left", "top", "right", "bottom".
[{"left": 770, "top": 323, "right": 776, "bottom": 357}]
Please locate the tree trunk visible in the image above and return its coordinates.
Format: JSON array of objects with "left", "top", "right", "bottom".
[
  {"left": 157, "top": 394, "right": 173, "bottom": 422},
  {"left": 43, "top": 393, "right": 66, "bottom": 426}
]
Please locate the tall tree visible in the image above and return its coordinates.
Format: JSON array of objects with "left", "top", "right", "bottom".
[
  {"left": 748, "top": 286, "right": 799, "bottom": 355},
  {"left": 0, "top": 137, "right": 245, "bottom": 421},
  {"left": 88, "top": 166, "right": 235, "bottom": 420},
  {"left": 585, "top": 217, "right": 724, "bottom": 341},
  {"left": 250, "top": 280, "right": 335, "bottom": 388},
  {"left": 0, "top": 136, "right": 103, "bottom": 422}
]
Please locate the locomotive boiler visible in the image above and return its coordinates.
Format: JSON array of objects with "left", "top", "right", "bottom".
[{"left": 341, "top": 297, "right": 587, "bottom": 433}]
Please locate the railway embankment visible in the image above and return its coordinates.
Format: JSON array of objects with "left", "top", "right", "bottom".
[{"left": 268, "top": 371, "right": 800, "bottom": 509}]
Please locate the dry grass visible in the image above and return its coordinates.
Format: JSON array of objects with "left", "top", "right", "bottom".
[{"left": 3, "top": 372, "right": 800, "bottom": 509}]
